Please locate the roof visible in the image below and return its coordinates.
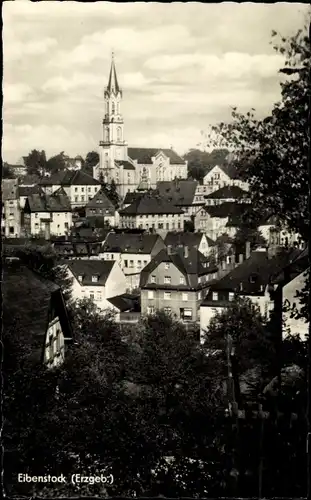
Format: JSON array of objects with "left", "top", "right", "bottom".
[
  {"left": 106, "top": 54, "right": 121, "bottom": 95},
  {"left": 53, "top": 241, "right": 102, "bottom": 257},
  {"left": 86, "top": 189, "right": 116, "bottom": 210},
  {"left": 107, "top": 294, "right": 137, "bottom": 312},
  {"left": 115, "top": 160, "right": 136, "bottom": 171},
  {"left": 204, "top": 163, "right": 242, "bottom": 180},
  {"left": 103, "top": 232, "right": 162, "bottom": 253},
  {"left": 3, "top": 260, "right": 72, "bottom": 362},
  {"left": 128, "top": 147, "right": 185, "bottom": 165},
  {"left": 2, "top": 179, "right": 18, "bottom": 200},
  {"left": 18, "top": 185, "right": 43, "bottom": 197},
  {"left": 25, "top": 192, "right": 71, "bottom": 213},
  {"left": 119, "top": 192, "right": 183, "bottom": 215},
  {"left": 19, "top": 174, "right": 41, "bottom": 185},
  {"left": 157, "top": 179, "right": 198, "bottom": 206},
  {"left": 140, "top": 248, "right": 216, "bottom": 287},
  {"left": 39, "top": 169, "right": 100, "bottom": 186},
  {"left": 204, "top": 248, "right": 300, "bottom": 296},
  {"left": 66, "top": 259, "right": 115, "bottom": 286},
  {"left": 202, "top": 202, "right": 250, "bottom": 219},
  {"left": 205, "top": 185, "right": 248, "bottom": 199},
  {"left": 123, "top": 191, "right": 146, "bottom": 205},
  {"left": 164, "top": 231, "right": 215, "bottom": 248}
]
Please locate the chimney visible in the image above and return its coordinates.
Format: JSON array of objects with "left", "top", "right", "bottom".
[
  {"left": 239, "top": 254, "right": 244, "bottom": 264},
  {"left": 245, "top": 241, "right": 251, "bottom": 259},
  {"left": 184, "top": 245, "right": 189, "bottom": 258}
]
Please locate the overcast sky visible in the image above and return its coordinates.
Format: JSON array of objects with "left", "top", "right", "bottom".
[{"left": 3, "top": 1, "right": 309, "bottom": 163}]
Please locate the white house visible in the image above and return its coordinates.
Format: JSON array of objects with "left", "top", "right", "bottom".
[
  {"left": 199, "top": 164, "right": 249, "bottom": 195},
  {"left": 66, "top": 259, "right": 127, "bottom": 312},
  {"left": 164, "top": 231, "right": 216, "bottom": 258},
  {"left": 23, "top": 190, "right": 73, "bottom": 238}
]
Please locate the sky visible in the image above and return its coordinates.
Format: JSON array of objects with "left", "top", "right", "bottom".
[{"left": 3, "top": 1, "right": 309, "bottom": 163}]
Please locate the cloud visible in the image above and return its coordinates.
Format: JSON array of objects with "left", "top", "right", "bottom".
[
  {"left": 3, "top": 83, "right": 35, "bottom": 104},
  {"left": 3, "top": 36, "right": 58, "bottom": 62},
  {"left": 49, "top": 25, "right": 195, "bottom": 68}
]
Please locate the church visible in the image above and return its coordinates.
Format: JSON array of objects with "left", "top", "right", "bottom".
[{"left": 93, "top": 54, "right": 188, "bottom": 199}]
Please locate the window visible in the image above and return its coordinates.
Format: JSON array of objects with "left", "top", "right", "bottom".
[
  {"left": 55, "top": 330, "right": 61, "bottom": 352},
  {"left": 90, "top": 292, "right": 95, "bottom": 300},
  {"left": 164, "top": 292, "right": 171, "bottom": 300},
  {"left": 182, "top": 292, "right": 188, "bottom": 301},
  {"left": 148, "top": 290, "right": 154, "bottom": 299},
  {"left": 180, "top": 308, "right": 193, "bottom": 320},
  {"left": 212, "top": 292, "right": 218, "bottom": 301},
  {"left": 75, "top": 187, "right": 78, "bottom": 192},
  {"left": 151, "top": 275, "right": 156, "bottom": 283},
  {"left": 124, "top": 260, "right": 128, "bottom": 268},
  {"left": 165, "top": 263, "right": 170, "bottom": 270},
  {"left": 81, "top": 196, "right": 85, "bottom": 202},
  {"left": 164, "top": 307, "right": 171, "bottom": 314},
  {"left": 180, "top": 276, "right": 185, "bottom": 284},
  {"left": 143, "top": 260, "right": 148, "bottom": 266},
  {"left": 166, "top": 223, "right": 169, "bottom": 230},
  {"left": 88, "top": 187, "right": 91, "bottom": 192},
  {"left": 35, "top": 223, "right": 39, "bottom": 228},
  {"left": 137, "top": 260, "right": 142, "bottom": 268},
  {"left": 92, "top": 275, "right": 99, "bottom": 283},
  {"left": 81, "top": 187, "right": 84, "bottom": 192},
  {"left": 198, "top": 276, "right": 202, "bottom": 284},
  {"left": 75, "top": 196, "right": 78, "bottom": 202},
  {"left": 96, "top": 291, "right": 102, "bottom": 301},
  {"left": 112, "top": 102, "right": 115, "bottom": 114},
  {"left": 229, "top": 292, "right": 234, "bottom": 301},
  {"left": 147, "top": 306, "right": 155, "bottom": 315},
  {"left": 164, "top": 276, "right": 171, "bottom": 284},
  {"left": 129, "top": 260, "right": 134, "bottom": 268},
  {"left": 177, "top": 223, "right": 181, "bottom": 229},
  {"left": 158, "top": 223, "right": 163, "bottom": 229},
  {"left": 117, "top": 127, "right": 122, "bottom": 141},
  {"left": 198, "top": 291, "right": 202, "bottom": 300},
  {"left": 249, "top": 274, "right": 258, "bottom": 284}
]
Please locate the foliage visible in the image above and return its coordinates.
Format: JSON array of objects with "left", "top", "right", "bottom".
[
  {"left": 233, "top": 226, "right": 267, "bottom": 252},
  {"left": 211, "top": 25, "right": 310, "bottom": 240},
  {"left": 184, "top": 218, "right": 195, "bottom": 232},
  {"left": 184, "top": 148, "right": 229, "bottom": 182},
  {"left": 46, "top": 151, "right": 67, "bottom": 174},
  {"left": 24, "top": 149, "right": 47, "bottom": 177},
  {"left": 100, "top": 178, "right": 120, "bottom": 208},
  {"left": 2, "top": 163, "right": 15, "bottom": 178},
  {"left": 84, "top": 150, "right": 100, "bottom": 172}
]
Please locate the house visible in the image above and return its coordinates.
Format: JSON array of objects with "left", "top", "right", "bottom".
[
  {"left": 64, "top": 155, "right": 84, "bottom": 171},
  {"left": 201, "top": 163, "right": 249, "bottom": 194},
  {"left": 107, "top": 293, "right": 141, "bottom": 324},
  {"left": 100, "top": 232, "right": 166, "bottom": 290},
  {"left": 3, "top": 257, "right": 72, "bottom": 369},
  {"left": 2, "top": 179, "right": 21, "bottom": 238},
  {"left": 271, "top": 246, "right": 309, "bottom": 341},
  {"left": 92, "top": 54, "right": 187, "bottom": 198},
  {"left": 118, "top": 191, "right": 184, "bottom": 235},
  {"left": 164, "top": 231, "right": 216, "bottom": 258},
  {"left": 19, "top": 174, "right": 42, "bottom": 187},
  {"left": 156, "top": 179, "right": 202, "bottom": 219},
  {"left": 3, "top": 161, "right": 27, "bottom": 177},
  {"left": 204, "top": 185, "right": 250, "bottom": 206},
  {"left": 121, "top": 191, "right": 145, "bottom": 209},
  {"left": 85, "top": 189, "right": 118, "bottom": 226},
  {"left": 66, "top": 259, "right": 127, "bottom": 311},
  {"left": 52, "top": 240, "right": 102, "bottom": 260},
  {"left": 140, "top": 246, "right": 218, "bottom": 324},
  {"left": 199, "top": 247, "right": 302, "bottom": 342},
  {"left": 194, "top": 202, "right": 251, "bottom": 239},
  {"left": 39, "top": 170, "right": 101, "bottom": 208},
  {"left": 23, "top": 190, "right": 72, "bottom": 238},
  {"left": 258, "top": 214, "right": 302, "bottom": 248},
  {"left": 18, "top": 184, "right": 43, "bottom": 209}
]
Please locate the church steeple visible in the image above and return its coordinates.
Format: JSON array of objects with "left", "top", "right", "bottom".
[{"left": 105, "top": 52, "right": 122, "bottom": 97}]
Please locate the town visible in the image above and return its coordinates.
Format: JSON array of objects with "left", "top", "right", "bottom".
[{"left": 2, "top": 2, "right": 310, "bottom": 498}]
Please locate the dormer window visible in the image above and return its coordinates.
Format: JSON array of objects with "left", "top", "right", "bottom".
[
  {"left": 78, "top": 275, "right": 83, "bottom": 282},
  {"left": 212, "top": 292, "right": 218, "bottom": 301},
  {"left": 92, "top": 275, "right": 99, "bottom": 283}
]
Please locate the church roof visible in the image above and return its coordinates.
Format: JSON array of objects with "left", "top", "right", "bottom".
[
  {"left": 128, "top": 148, "right": 185, "bottom": 165},
  {"left": 106, "top": 54, "right": 121, "bottom": 95}
]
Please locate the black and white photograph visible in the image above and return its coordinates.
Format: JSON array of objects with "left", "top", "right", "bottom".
[{"left": 2, "top": 1, "right": 310, "bottom": 497}]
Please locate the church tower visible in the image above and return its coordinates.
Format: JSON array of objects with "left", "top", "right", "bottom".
[{"left": 99, "top": 53, "right": 128, "bottom": 182}]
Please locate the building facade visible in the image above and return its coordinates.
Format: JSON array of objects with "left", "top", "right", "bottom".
[{"left": 2, "top": 179, "right": 21, "bottom": 238}]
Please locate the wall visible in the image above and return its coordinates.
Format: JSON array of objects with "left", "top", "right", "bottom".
[
  {"left": 44, "top": 316, "right": 65, "bottom": 368},
  {"left": 283, "top": 270, "right": 309, "bottom": 341},
  {"left": 69, "top": 185, "right": 101, "bottom": 207},
  {"left": 2, "top": 199, "right": 21, "bottom": 237},
  {"left": 120, "top": 212, "right": 185, "bottom": 232},
  {"left": 30, "top": 211, "right": 72, "bottom": 236},
  {"left": 105, "top": 261, "right": 127, "bottom": 299}
]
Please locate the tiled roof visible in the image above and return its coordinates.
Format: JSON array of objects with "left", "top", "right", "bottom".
[
  {"left": 140, "top": 248, "right": 217, "bottom": 287},
  {"left": 18, "top": 185, "right": 43, "bottom": 197},
  {"left": 19, "top": 174, "right": 41, "bottom": 186},
  {"left": 103, "top": 232, "right": 162, "bottom": 254},
  {"left": 39, "top": 169, "right": 100, "bottom": 186},
  {"left": 203, "top": 202, "right": 250, "bottom": 219},
  {"left": 205, "top": 185, "right": 248, "bottom": 199},
  {"left": 115, "top": 160, "right": 136, "bottom": 171},
  {"left": 25, "top": 192, "right": 71, "bottom": 212},
  {"left": 128, "top": 147, "right": 185, "bottom": 165},
  {"left": 123, "top": 191, "right": 146, "bottom": 205},
  {"left": 204, "top": 163, "right": 242, "bottom": 180},
  {"left": 107, "top": 294, "right": 137, "bottom": 312},
  {"left": 2, "top": 179, "right": 19, "bottom": 200},
  {"left": 204, "top": 248, "right": 300, "bottom": 297},
  {"left": 67, "top": 259, "right": 115, "bottom": 286},
  {"left": 53, "top": 241, "right": 102, "bottom": 257},
  {"left": 119, "top": 192, "right": 183, "bottom": 215},
  {"left": 164, "top": 231, "right": 215, "bottom": 248},
  {"left": 86, "top": 189, "right": 116, "bottom": 210},
  {"left": 157, "top": 179, "right": 198, "bottom": 206},
  {"left": 3, "top": 261, "right": 72, "bottom": 362}
]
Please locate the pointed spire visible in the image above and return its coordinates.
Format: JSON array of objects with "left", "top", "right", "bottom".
[{"left": 107, "top": 51, "right": 120, "bottom": 95}]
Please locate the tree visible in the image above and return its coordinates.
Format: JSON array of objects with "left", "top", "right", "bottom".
[
  {"left": 24, "top": 150, "right": 47, "bottom": 177},
  {"left": 233, "top": 226, "right": 267, "bottom": 253},
  {"left": 184, "top": 218, "right": 195, "bottom": 232},
  {"left": 211, "top": 25, "right": 310, "bottom": 241},
  {"left": 46, "top": 151, "right": 66, "bottom": 174},
  {"left": 2, "top": 163, "right": 15, "bottom": 179},
  {"left": 184, "top": 148, "right": 229, "bottom": 182}
]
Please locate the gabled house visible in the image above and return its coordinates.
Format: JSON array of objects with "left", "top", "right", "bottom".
[
  {"left": 85, "top": 189, "right": 118, "bottom": 226},
  {"left": 66, "top": 259, "right": 127, "bottom": 311},
  {"left": 194, "top": 202, "right": 250, "bottom": 239},
  {"left": 100, "top": 232, "right": 166, "bottom": 290},
  {"left": 140, "top": 246, "right": 218, "bottom": 323},
  {"left": 199, "top": 247, "right": 302, "bottom": 341},
  {"left": 121, "top": 191, "right": 145, "bottom": 209},
  {"left": 107, "top": 293, "right": 141, "bottom": 324},
  {"left": 156, "top": 179, "right": 202, "bottom": 219},
  {"left": 201, "top": 163, "right": 249, "bottom": 194},
  {"left": 18, "top": 184, "right": 43, "bottom": 209},
  {"left": 39, "top": 169, "right": 101, "bottom": 207},
  {"left": 3, "top": 258, "right": 72, "bottom": 369},
  {"left": 258, "top": 214, "right": 302, "bottom": 248},
  {"left": 164, "top": 231, "right": 216, "bottom": 258},
  {"left": 2, "top": 179, "right": 21, "bottom": 238},
  {"left": 118, "top": 191, "right": 184, "bottom": 235},
  {"left": 3, "top": 161, "right": 27, "bottom": 177},
  {"left": 204, "top": 185, "right": 250, "bottom": 206},
  {"left": 23, "top": 190, "right": 72, "bottom": 238},
  {"left": 64, "top": 155, "right": 84, "bottom": 171}
]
